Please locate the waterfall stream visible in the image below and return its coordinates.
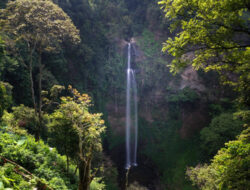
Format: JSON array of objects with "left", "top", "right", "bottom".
[{"left": 125, "top": 42, "right": 138, "bottom": 169}]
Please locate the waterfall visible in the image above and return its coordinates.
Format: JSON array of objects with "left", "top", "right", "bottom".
[
  {"left": 132, "top": 70, "right": 138, "bottom": 167},
  {"left": 125, "top": 43, "right": 131, "bottom": 169},
  {"left": 125, "top": 43, "right": 138, "bottom": 169}
]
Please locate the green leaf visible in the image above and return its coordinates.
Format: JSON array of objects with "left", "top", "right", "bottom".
[
  {"left": 0, "top": 181, "right": 4, "bottom": 190},
  {"left": 17, "top": 137, "right": 27, "bottom": 146}
]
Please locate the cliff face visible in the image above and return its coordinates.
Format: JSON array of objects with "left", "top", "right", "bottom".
[
  {"left": 180, "top": 66, "right": 206, "bottom": 92},
  {"left": 104, "top": 36, "right": 213, "bottom": 188},
  {"left": 106, "top": 36, "right": 209, "bottom": 138}
]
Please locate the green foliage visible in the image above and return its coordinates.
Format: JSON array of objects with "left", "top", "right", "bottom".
[
  {"left": 0, "top": 35, "right": 5, "bottom": 79},
  {"left": 135, "top": 30, "right": 199, "bottom": 190},
  {"left": 186, "top": 164, "right": 217, "bottom": 190},
  {"left": 187, "top": 127, "right": 250, "bottom": 190},
  {"left": 141, "top": 118, "right": 199, "bottom": 189},
  {"left": 1, "top": 0, "right": 80, "bottom": 52},
  {"left": 1, "top": 104, "right": 49, "bottom": 139},
  {"left": 0, "top": 81, "right": 12, "bottom": 119},
  {"left": 41, "top": 85, "right": 65, "bottom": 113},
  {"left": 102, "top": 156, "right": 119, "bottom": 190},
  {"left": 49, "top": 86, "right": 106, "bottom": 189},
  {"left": 90, "top": 177, "right": 106, "bottom": 190},
  {"left": 137, "top": 29, "right": 172, "bottom": 90},
  {"left": 104, "top": 49, "right": 125, "bottom": 94},
  {"left": 158, "top": 3, "right": 250, "bottom": 187},
  {"left": 3, "top": 105, "right": 38, "bottom": 135},
  {"left": 49, "top": 86, "right": 106, "bottom": 158},
  {"left": 138, "top": 29, "right": 162, "bottom": 59},
  {"left": 1, "top": 0, "right": 249, "bottom": 189},
  {"left": 48, "top": 98, "right": 79, "bottom": 163},
  {"left": 0, "top": 33, "right": 19, "bottom": 82},
  {"left": 167, "top": 87, "right": 199, "bottom": 104},
  {"left": 1, "top": 0, "right": 81, "bottom": 141},
  {"left": 234, "top": 110, "right": 250, "bottom": 126},
  {"left": 200, "top": 113, "right": 243, "bottom": 156},
  {"left": 0, "top": 129, "right": 78, "bottom": 189},
  {"left": 0, "top": 163, "right": 36, "bottom": 189},
  {"left": 127, "top": 181, "right": 147, "bottom": 190},
  {"left": 159, "top": 0, "right": 250, "bottom": 106}
]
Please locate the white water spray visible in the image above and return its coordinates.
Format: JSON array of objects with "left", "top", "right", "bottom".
[
  {"left": 132, "top": 70, "right": 138, "bottom": 166},
  {"left": 125, "top": 43, "right": 138, "bottom": 169}
]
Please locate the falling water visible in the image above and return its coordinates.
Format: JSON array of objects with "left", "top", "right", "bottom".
[
  {"left": 132, "top": 70, "right": 138, "bottom": 167},
  {"left": 125, "top": 42, "right": 138, "bottom": 169},
  {"left": 125, "top": 43, "right": 131, "bottom": 169}
]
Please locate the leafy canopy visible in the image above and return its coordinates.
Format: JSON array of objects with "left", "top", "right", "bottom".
[
  {"left": 49, "top": 86, "right": 106, "bottom": 190},
  {"left": 0, "top": 129, "right": 78, "bottom": 189},
  {"left": 159, "top": 0, "right": 250, "bottom": 105},
  {"left": 187, "top": 127, "right": 250, "bottom": 190},
  {"left": 200, "top": 113, "right": 243, "bottom": 156},
  {"left": 50, "top": 86, "right": 105, "bottom": 156},
  {"left": 1, "top": 0, "right": 80, "bottom": 52}
]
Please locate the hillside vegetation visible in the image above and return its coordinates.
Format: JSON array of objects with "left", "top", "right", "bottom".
[{"left": 0, "top": 0, "right": 249, "bottom": 189}]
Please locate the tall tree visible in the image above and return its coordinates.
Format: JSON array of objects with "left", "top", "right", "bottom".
[
  {"left": 1, "top": 0, "right": 80, "bottom": 140},
  {"left": 159, "top": 0, "right": 250, "bottom": 106},
  {"left": 159, "top": 1, "right": 250, "bottom": 188},
  {"left": 187, "top": 127, "right": 250, "bottom": 190},
  {"left": 49, "top": 86, "right": 106, "bottom": 190}
]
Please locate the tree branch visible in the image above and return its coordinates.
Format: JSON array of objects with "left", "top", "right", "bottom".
[
  {"left": 0, "top": 155, "right": 53, "bottom": 190},
  {"left": 182, "top": 44, "right": 250, "bottom": 54}
]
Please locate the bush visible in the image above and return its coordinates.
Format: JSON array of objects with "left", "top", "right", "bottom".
[
  {"left": 90, "top": 177, "right": 106, "bottom": 190},
  {"left": 200, "top": 113, "right": 243, "bottom": 156},
  {"left": 0, "top": 163, "right": 36, "bottom": 189},
  {"left": 1, "top": 105, "right": 50, "bottom": 138},
  {"left": 0, "top": 128, "right": 78, "bottom": 189},
  {"left": 167, "top": 87, "right": 199, "bottom": 104},
  {"left": 0, "top": 81, "right": 12, "bottom": 119},
  {"left": 187, "top": 127, "right": 250, "bottom": 190}
]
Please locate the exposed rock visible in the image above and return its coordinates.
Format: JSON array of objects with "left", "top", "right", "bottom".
[
  {"left": 117, "top": 39, "right": 128, "bottom": 51},
  {"left": 180, "top": 65, "right": 206, "bottom": 93}
]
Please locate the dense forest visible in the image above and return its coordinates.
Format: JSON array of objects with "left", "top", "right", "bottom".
[{"left": 0, "top": 0, "right": 249, "bottom": 189}]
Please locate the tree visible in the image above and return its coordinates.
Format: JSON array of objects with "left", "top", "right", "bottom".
[
  {"left": 0, "top": 32, "right": 18, "bottom": 82},
  {"left": 1, "top": 0, "right": 80, "bottom": 140},
  {"left": 159, "top": 1, "right": 250, "bottom": 188},
  {"left": 159, "top": 0, "right": 250, "bottom": 106},
  {"left": 187, "top": 127, "right": 250, "bottom": 190},
  {"left": 0, "top": 34, "right": 4, "bottom": 65},
  {"left": 49, "top": 86, "right": 106, "bottom": 190},
  {"left": 200, "top": 113, "right": 243, "bottom": 156},
  {"left": 0, "top": 81, "right": 12, "bottom": 119},
  {"left": 3, "top": 104, "right": 39, "bottom": 135},
  {"left": 0, "top": 129, "right": 78, "bottom": 189}
]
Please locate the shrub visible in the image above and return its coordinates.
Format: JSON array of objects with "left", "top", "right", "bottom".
[{"left": 0, "top": 128, "right": 78, "bottom": 189}]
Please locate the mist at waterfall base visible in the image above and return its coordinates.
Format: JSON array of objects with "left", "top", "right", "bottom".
[{"left": 125, "top": 43, "right": 138, "bottom": 170}]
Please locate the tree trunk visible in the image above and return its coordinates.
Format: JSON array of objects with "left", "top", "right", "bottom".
[
  {"left": 28, "top": 52, "right": 36, "bottom": 113},
  {"left": 26, "top": 42, "right": 37, "bottom": 113},
  {"left": 125, "top": 168, "right": 130, "bottom": 189},
  {"left": 74, "top": 164, "right": 78, "bottom": 175},
  {"left": 78, "top": 158, "right": 91, "bottom": 190},
  {"left": 78, "top": 134, "right": 93, "bottom": 190},
  {"left": 28, "top": 48, "right": 39, "bottom": 141},
  {"left": 37, "top": 50, "right": 42, "bottom": 141},
  {"left": 29, "top": 60, "right": 36, "bottom": 113}
]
